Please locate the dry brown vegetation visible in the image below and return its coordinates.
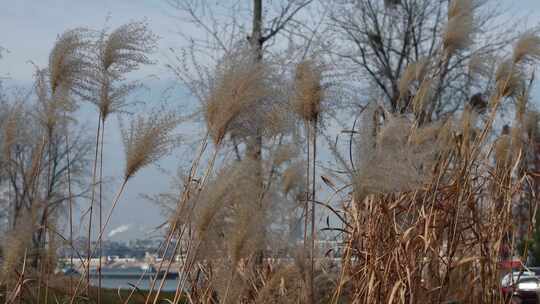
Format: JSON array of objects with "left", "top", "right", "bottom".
[{"left": 1, "top": 0, "right": 540, "bottom": 304}]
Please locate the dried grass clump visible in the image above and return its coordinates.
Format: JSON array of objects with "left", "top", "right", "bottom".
[
  {"left": 212, "top": 263, "right": 251, "bottom": 304},
  {"left": 443, "top": 0, "right": 474, "bottom": 55},
  {"left": 194, "top": 159, "right": 267, "bottom": 262},
  {"left": 2, "top": 103, "right": 22, "bottom": 160},
  {"left": 272, "top": 144, "right": 298, "bottom": 167},
  {"left": 264, "top": 102, "right": 295, "bottom": 137},
  {"left": 35, "top": 69, "right": 74, "bottom": 133},
  {"left": 355, "top": 112, "right": 443, "bottom": 199},
  {"left": 204, "top": 49, "right": 269, "bottom": 144},
  {"left": 495, "top": 59, "right": 523, "bottom": 97},
  {"left": 282, "top": 161, "right": 306, "bottom": 196},
  {"left": 411, "top": 78, "right": 434, "bottom": 116},
  {"left": 410, "top": 120, "right": 446, "bottom": 148},
  {"left": 524, "top": 110, "right": 540, "bottom": 139},
  {"left": 398, "top": 58, "right": 430, "bottom": 100},
  {"left": 513, "top": 32, "right": 540, "bottom": 64},
  {"left": 43, "top": 219, "right": 59, "bottom": 273},
  {"left": 292, "top": 60, "right": 323, "bottom": 122},
  {"left": 1, "top": 207, "right": 36, "bottom": 285},
  {"left": 460, "top": 105, "right": 478, "bottom": 146},
  {"left": 312, "top": 262, "right": 341, "bottom": 303},
  {"left": 494, "top": 133, "right": 514, "bottom": 175},
  {"left": 448, "top": 0, "right": 473, "bottom": 19},
  {"left": 121, "top": 111, "right": 180, "bottom": 180},
  {"left": 255, "top": 264, "right": 305, "bottom": 304},
  {"left": 376, "top": 115, "right": 411, "bottom": 149},
  {"left": 468, "top": 53, "right": 494, "bottom": 79},
  {"left": 32, "top": 28, "right": 91, "bottom": 137}
]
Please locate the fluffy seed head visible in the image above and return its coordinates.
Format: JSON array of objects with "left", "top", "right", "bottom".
[
  {"left": 122, "top": 111, "right": 180, "bottom": 180},
  {"left": 49, "top": 28, "right": 91, "bottom": 98},
  {"left": 273, "top": 144, "right": 298, "bottom": 167},
  {"left": 460, "top": 105, "right": 477, "bottom": 150},
  {"left": 524, "top": 110, "right": 540, "bottom": 139},
  {"left": 282, "top": 161, "right": 306, "bottom": 195},
  {"left": 399, "top": 58, "right": 430, "bottom": 100},
  {"left": 513, "top": 32, "right": 540, "bottom": 64},
  {"left": 87, "top": 22, "right": 156, "bottom": 121},
  {"left": 35, "top": 69, "right": 74, "bottom": 134},
  {"left": 100, "top": 21, "right": 157, "bottom": 75},
  {"left": 2, "top": 207, "right": 36, "bottom": 285},
  {"left": 204, "top": 50, "right": 269, "bottom": 144},
  {"left": 468, "top": 53, "right": 494, "bottom": 79},
  {"left": 193, "top": 159, "right": 266, "bottom": 263},
  {"left": 2, "top": 103, "right": 22, "bottom": 160},
  {"left": 354, "top": 114, "right": 441, "bottom": 198},
  {"left": 443, "top": 6, "right": 474, "bottom": 55},
  {"left": 411, "top": 78, "right": 433, "bottom": 116},
  {"left": 495, "top": 60, "right": 523, "bottom": 97},
  {"left": 448, "top": 0, "right": 473, "bottom": 19},
  {"left": 494, "top": 133, "right": 514, "bottom": 172},
  {"left": 255, "top": 264, "right": 305, "bottom": 304},
  {"left": 292, "top": 60, "right": 323, "bottom": 122}
]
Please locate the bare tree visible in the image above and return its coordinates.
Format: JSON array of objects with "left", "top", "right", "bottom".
[
  {"left": 325, "top": 0, "right": 516, "bottom": 119},
  {"left": 0, "top": 95, "right": 92, "bottom": 260}
]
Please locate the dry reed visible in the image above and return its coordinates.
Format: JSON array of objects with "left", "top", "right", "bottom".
[
  {"left": 292, "top": 60, "right": 323, "bottom": 122},
  {"left": 513, "top": 32, "right": 540, "bottom": 64},
  {"left": 204, "top": 49, "right": 269, "bottom": 144},
  {"left": 443, "top": 0, "right": 474, "bottom": 55},
  {"left": 122, "top": 111, "right": 180, "bottom": 180}
]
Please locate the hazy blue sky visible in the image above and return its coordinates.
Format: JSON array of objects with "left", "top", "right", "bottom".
[{"left": 1, "top": 0, "right": 539, "bottom": 241}]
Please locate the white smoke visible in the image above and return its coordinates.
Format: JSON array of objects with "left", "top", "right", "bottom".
[{"left": 108, "top": 224, "right": 130, "bottom": 238}]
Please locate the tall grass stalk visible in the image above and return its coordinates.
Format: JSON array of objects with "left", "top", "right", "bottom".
[
  {"left": 69, "top": 178, "right": 128, "bottom": 304},
  {"left": 85, "top": 115, "right": 102, "bottom": 294}
]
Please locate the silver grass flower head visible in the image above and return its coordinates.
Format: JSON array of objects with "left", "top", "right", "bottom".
[
  {"left": 411, "top": 78, "right": 434, "bottom": 116},
  {"left": 494, "top": 133, "right": 514, "bottom": 171},
  {"left": 354, "top": 111, "right": 444, "bottom": 199},
  {"left": 524, "top": 110, "right": 540, "bottom": 139},
  {"left": 1, "top": 207, "right": 36, "bottom": 284},
  {"left": 48, "top": 28, "right": 92, "bottom": 102},
  {"left": 194, "top": 159, "right": 266, "bottom": 262},
  {"left": 293, "top": 59, "right": 324, "bottom": 122},
  {"left": 263, "top": 94, "right": 295, "bottom": 138},
  {"left": 2, "top": 102, "right": 22, "bottom": 160},
  {"left": 255, "top": 264, "right": 304, "bottom": 303},
  {"left": 122, "top": 110, "right": 180, "bottom": 180},
  {"left": 495, "top": 59, "right": 523, "bottom": 97},
  {"left": 88, "top": 22, "right": 157, "bottom": 120},
  {"left": 204, "top": 48, "right": 269, "bottom": 144},
  {"left": 273, "top": 144, "right": 299, "bottom": 167},
  {"left": 398, "top": 58, "right": 430, "bottom": 100},
  {"left": 468, "top": 53, "right": 495, "bottom": 79},
  {"left": 513, "top": 32, "right": 540, "bottom": 64},
  {"left": 460, "top": 104, "right": 477, "bottom": 144},
  {"left": 448, "top": 0, "right": 473, "bottom": 19},
  {"left": 282, "top": 161, "right": 306, "bottom": 195},
  {"left": 35, "top": 69, "right": 75, "bottom": 133},
  {"left": 443, "top": 0, "right": 474, "bottom": 55},
  {"left": 100, "top": 21, "right": 157, "bottom": 76}
]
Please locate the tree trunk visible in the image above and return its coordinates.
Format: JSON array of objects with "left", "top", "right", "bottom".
[{"left": 247, "top": 0, "right": 264, "bottom": 168}]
